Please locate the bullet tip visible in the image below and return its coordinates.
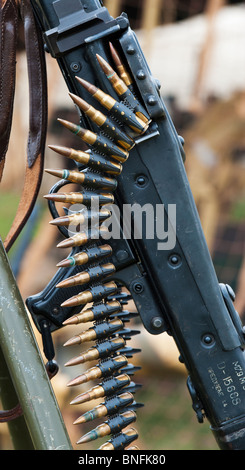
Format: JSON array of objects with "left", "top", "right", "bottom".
[
  {"left": 68, "top": 92, "right": 78, "bottom": 102},
  {"left": 62, "top": 316, "right": 77, "bottom": 326},
  {"left": 57, "top": 238, "right": 74, "bottom": 249},
  {"left": 56, "top": 258, "right": 71, "bottom": 268},
  {"left": 67, "top": 375, "right": 86, "bottom": 387},
  {"left": 63, "top": 336, "right": 80, "bottom": 347},
  {"left": 44, "top": 168, "right": 63, "bottom": 178},
  {"left": 56, "top": 280, "right": 65, "bottom": 288},
  {"left": 48, "top": 144, "right": 59, "bottom": 152},
  {"left": 73, "top": 416, "right": 86, "bottom": 425},
  {"left": 48, "top": 144, "right": 72, "bottom": 158},
  {"left": 62, "top": 319, "right": 72, "bottom": 326},
  {"left": 69, "top": 393, "right": 90, "bottom": 405},
  {"left": 64, "top": 354, "right": 84, "bottom": 367},
  {"left": 76, "top": 435, "right": 88, "bottom": 444},
  {"left": 60, "top": 297, "right": 78, "bottom": 308}
]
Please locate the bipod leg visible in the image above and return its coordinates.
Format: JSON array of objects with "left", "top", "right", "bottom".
[{"left": 0, "top": 238, "right": 72, "bottom": 450}]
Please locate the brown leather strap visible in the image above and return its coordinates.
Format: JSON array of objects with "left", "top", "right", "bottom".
[
  {"left": 0, "top": 0, "right": 19, "bottom": 182},
  {"left": 0, "top": 0, "right": 49, "bottom": 422},
  {"left": 0, "top": 404, "right": 22, "bottom": 423},
  {"left": 4, "top": 157, "right": 44, "bottom": 252},
  {"left": 19, "top": 0, "right": 48, "bottom": 169},
  {"left": 1, "top": 0, "right": 48, "bottom": 253}
]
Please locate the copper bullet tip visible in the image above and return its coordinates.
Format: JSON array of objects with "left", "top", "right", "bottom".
[
  {"left": 62, "top": 316, "right": 77, "bottom": 326},
  {"left": 75, "top": 76, "right": 99, "bottom": 96},
  {"left": 45, "top": 168, "right": 63, "bottom": 178},
  {"left": 73, "top": 415, "right": 86, "bottom": 425},
  {"left": 70, "top": 392, "right": 91, "bottom": 405},
  {"left": 96, "top": 53, "right": 113, "bottom": 72},
  {"left": 64, "top": 355, "right": 81, "bottom": 367},
  {"left": 56, "top": 258, "right": 72, "bottom": 268},
  {"left": 69, "top": 92, "right": 90, "bottom": 112},
  {"left": 60, "top": 297, "right": 77, "bottom": 308},
  {"left": 64, "top": 347, "right": 99, "bottom": 366},
  {"left": 75, "top": 76, "right": 92, "bottom": 88},
  {"left": 109, "top": 42, "right": 120, "bottom": 66},
  {"left": 60, "top": 292, "right": 91, "bottom": 308},
  {"left": 49, "top": 216, "right": 69, "bottom": 226},
  {"left": 76, "top": 434, "right": 90, "bottom": 445},
  {"left": 57, "top": 118, "right": 86, "bottom": 136},
  {"left": 63, "top": 335, "right": 81, "bottom": 347},
  {"left": 56, "top": 238, "right": 74, "bottom": 249},
  {"left": 44, "top": 194, "right": 66, "bottom": 202},
  {"left": 67, "top": 375, "right": 87, "bottom": 387},
  {"left": 48, "top": 144, "right": 70, "bottom": 157}
]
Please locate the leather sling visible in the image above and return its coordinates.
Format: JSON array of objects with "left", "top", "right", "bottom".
[
  {"left": 0, "top": 0, "right": 48, "bottom": 253},
  {"left": 0, "top": 0, "right": 48, "bottom": 421}
]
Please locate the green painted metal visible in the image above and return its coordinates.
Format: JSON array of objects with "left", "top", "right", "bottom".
[
  {"left": 0, "top": 346, "right": 34, "bottom": 449},
  {"left": 0, "top": 238, "right": 73, "bottom": 450}
]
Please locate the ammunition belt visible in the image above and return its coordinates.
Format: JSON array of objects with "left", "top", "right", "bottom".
[{"left": 44, "top": 49, "right": 151, "bottom": 449}]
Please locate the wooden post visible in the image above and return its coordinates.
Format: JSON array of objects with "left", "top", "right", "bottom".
[
  {"left": 162, "top": 0, "right": 177, "bottom": 25},
  {"left": 103, "top": 0, "right": 122, "bottom": 18},
  {"left": 190, "top": 0, "right": 226, "bottom": 111},
  {"left": 141, "top": 0, "right": 162, "bottom": 59},
  {"left": 235, "top": 255, "right": 245, "bottom": 320}
]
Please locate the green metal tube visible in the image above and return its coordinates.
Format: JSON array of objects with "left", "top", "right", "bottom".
[
  {"left": 0, "top": 346, "right": 34, "bottom": 449},
  {"left": 0, "top": 238, "right": 73, "bottom": 450}
]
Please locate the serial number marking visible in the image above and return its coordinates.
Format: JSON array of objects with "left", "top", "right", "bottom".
[
  {"left": 208, "top": 367, "right": 224, "bottom": 398},
  {"left": 216, "top": 362, "right": 241, "bottom": 406},
  {"left": 233, "top": 360, "right": 245, "bottom": 388}
]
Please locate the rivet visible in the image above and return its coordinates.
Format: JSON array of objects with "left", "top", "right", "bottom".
[
  {"left": 71, "top": 62, "right": 81, "bottom": 72},
  {"left": 126, "top": 45, "right": 135, "bottom": 55},
  {"left": 136, "top": 175, "right": 147, "bottom": 187},
  {"left": 147, "top": 95, "right": 157, "bottom": 106},
  {"left": 202, "top": 334, "right": 215, "bottom": 346},
  {"left": 169, "top": 254, "right": 181, "bottom": 266},
  {"left": 116, "top": 250, "right": 129, "bottom": 261},
  {"left": 133, "top": 283, "right": 144, "bottom": 293},
  {"left": 152, "top": 317, "right": 164, "bottom": 330},
  {"left": 136, "top": 70, "right": 146, "bottom": 80}
]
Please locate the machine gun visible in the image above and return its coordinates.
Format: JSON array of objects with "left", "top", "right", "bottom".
[{"left": 0, "top": 0, "right": 245, "bottom": 451}]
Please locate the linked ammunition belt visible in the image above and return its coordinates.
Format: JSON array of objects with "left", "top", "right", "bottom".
[{"left": 40, "top": 49, "right": 151, "bottom": 449}]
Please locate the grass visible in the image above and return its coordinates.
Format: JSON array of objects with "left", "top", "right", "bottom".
[
  {"left": 0, "top": 191, "right": 20, "bottom": 241},
  {"left": 231, "top": 198, "right": 245, "bottom": 221},
  {"left": 0, "top": 191, "right": 46, "bottom": 263}
]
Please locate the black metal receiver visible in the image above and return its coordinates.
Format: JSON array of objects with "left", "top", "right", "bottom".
[{"left": 27, "top": 0, "right": 245, "bottom": 450}]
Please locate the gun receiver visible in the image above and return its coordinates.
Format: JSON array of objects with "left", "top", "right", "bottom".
[{"left": 27, "top": 0, "right": 245, "bottom": 450}]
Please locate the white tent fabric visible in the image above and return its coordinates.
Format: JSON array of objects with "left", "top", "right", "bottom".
[{"left": 137, "top": 5, "right": 245, "bottom": 109}]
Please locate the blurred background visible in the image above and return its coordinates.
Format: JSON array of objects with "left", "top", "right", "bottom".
[{"left": 0, "top": 0, "right": 245, "bottom": 450}]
